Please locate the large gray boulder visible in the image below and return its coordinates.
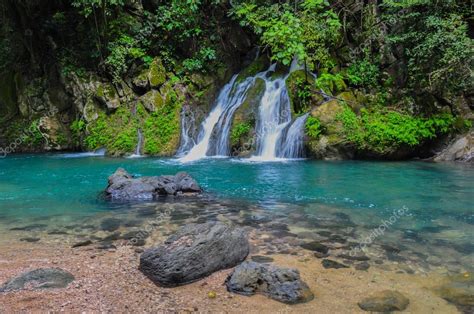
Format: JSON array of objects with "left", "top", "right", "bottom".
[
  {"left": 226, "top": 261, "right": 314, "bottom": 304},
  {"left": 0, "top": 268, "right": 74, "bottom": 292},
  {"left": 139, "top": 222, "right": 249, "bottom": 287},
  {"left": 105, "top": 168, "right": 201, "bottom": 200},
  {"left": 434, "top": 131, "right": 474, "bottom": 162}
]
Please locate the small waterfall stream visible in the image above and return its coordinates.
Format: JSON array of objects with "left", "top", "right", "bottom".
[
  {"left": 129, "top": 129, "right": 143, "bottom": 158},
  {"left": 179, "top": 61, "right": 309, "bottom": 162},
  {"left": 179, "top": 75, "right": 255, "bottom": 162}
]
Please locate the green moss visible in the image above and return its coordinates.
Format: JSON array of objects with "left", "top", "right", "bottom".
[
  {"left": 142, "top": 84, "right": 182, "bottom": 156},
  {"left": 230, "top": 122, "right": 252, "bottom": 147},
  {"left": 229, "top": 78, "right": 265, "bottom": 152},
  {"left": 305, "top": 116, "right": 322, "bottom": 139},
  {"left": 336, "top": 106, "right": 456, "bottom": 154},
  {"left": 285, "top": 70, "right": 322, "bottom": 114},
  {"left": 236, "top": 55, "right": 269, "bottom": 83},
  {"left": 84, "top": 106, "right": 138, "bottom": 155},
  {"left": 149, "top": 58, "right": 166, "bottom": 88}
]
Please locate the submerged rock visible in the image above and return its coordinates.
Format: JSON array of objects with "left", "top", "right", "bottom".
[
  {"left": 321, "top": 259, "right": 349, "bottom": 269},
  {"left": 0, "top": 268, "right": 75, "bottom": 292},
  {"left": 105, "top": 168, "right": 201, "bottom": 201},
  {"left": 300, "top": 241, "right": 329, "bottom": 254},
  {"left": 435, "top": 273, "right": 474, "bottom": 308},
  {"left": 358, "top": 290, "right": 409, "bottom": 312},
  {"left": 72, "top": 239, "right": 93, "bottom": 248},
  {"left": 226, "top": 261, "right": 314, "bottom": 304},
  {"left": 139, "top": 222, "right": 249, "bottom": 287}
]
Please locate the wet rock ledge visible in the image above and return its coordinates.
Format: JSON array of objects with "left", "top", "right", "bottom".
[{"left": 105, "top": 168, "right": 201, "bottom": 200}]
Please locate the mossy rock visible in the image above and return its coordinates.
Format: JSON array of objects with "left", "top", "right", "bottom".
[
  {"left": 230, "top": 78, "right": 266, "bottom": 154},
  {"left": 95, "top": 82, "right": 120, "bottom": 110},
  {"left": 189, "top": 73, "right": 215, "bottom": 90},
  {"left": 132, "top": 68, "right": 150, "bottom": 92},
  {"left": 149, "top": 58, "right": 167, "bottom": 88},
  {"left": 38, "top": 116, "right": 71, "bottom": 150},
  {"left": 142, "top": 84, "right": 183, "bottom": 156},
  {"left": 84, "top": 106, "right": 138, "bottom": 156},
  {"left": 310, "top": 99, "right": 345, "bottom": 134},
  {"left": 306, "top": 99, "right": 355, "bottom": 159},
  {"left": 139, "top": 90, "right": 164, "bottom": 112},
  {"left": 336, "top": 91, "right": 365, "bottom": 113},
  {"left": 236, "top": 55, "right": 270, "bottom": 83}
]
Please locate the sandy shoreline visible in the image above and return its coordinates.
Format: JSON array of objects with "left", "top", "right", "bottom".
[{"left": 0, "top": 239, "right": 463, "bottom": 313}]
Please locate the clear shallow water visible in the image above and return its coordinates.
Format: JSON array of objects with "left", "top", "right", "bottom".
[{"left": 0, "top": 154, "right": 473, "bottom": 273}]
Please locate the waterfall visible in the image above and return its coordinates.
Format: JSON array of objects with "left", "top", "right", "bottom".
[
  {"left": 251, "top": 76, "right": 292, "bottom": 160},
  {"left": 280, "top": 113, "right": 308, "bottom": 158},
  {"left": 176, "top": 105, "right": 196, "bottom": 156},
  {"left": 178, "top": 75, "right": 255, "bottom": 162},
  {"left": 178, "top": 60, "right": 309, "bottom": 162},
  {"left": 129, "top": 129, "right": 143, "bottom": 158}
]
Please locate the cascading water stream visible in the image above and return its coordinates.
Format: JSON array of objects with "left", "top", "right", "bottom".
[
  {"left": 178, "top": 75, "right": 255, "bottom": 162},
  {"left": 176, "top": 105, "right": 196, "bottom": 156},
  {"left": 129, "top": 129, "right": 143, "bottom": 158},
  {"left": 178, "top": 59, "right": 310, "bottom": 162},
  {"left": 280, "top": 113, "right": 309, "bottom": 158},
  {"left": 251, "top": 75, "right": 292, "bottom": 160}
]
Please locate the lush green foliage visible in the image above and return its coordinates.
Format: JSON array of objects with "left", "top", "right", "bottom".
[
  {"left": 231, "top": 0, "right": 341, "bottom": 68},
  {"left": 230, "top": 122, "right": 252, "bottom": 146},
  {"left": 336, "top": 106, "right": 456, "bottom": 153},
  {"left": 85, "top": 108, "right": 138, "bottom": 154},
  {"left": 143, "top": 90, "right": 182, "bottom": 155},
  {"left": 305, "top": 116, "right": 322, "bottom": 138},
  {"left": 383, "top": 0, "right": 473, "bottom": 94},
  {"left": 315, "top": 73, "right": 346, "bottom": 96}
]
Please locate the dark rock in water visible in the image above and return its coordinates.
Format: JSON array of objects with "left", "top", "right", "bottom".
[
  {"left": 131, "top": 238, "right": 146, "bottom": 246},
  {"left": 97, "top": 243, "right": 117, "bottom": 250},
  {"left": 0, "top": 268, "right": 75, "bottom": 292},
  {"left": 272, "top": 230, "right": 297, "bottom": 238},
  {"left": 101, "top": 232, "right": 121, "bottom": 242},
  {"left": 321, "top": 259, "right": 349, "bottom": 269},
  {"left": 48, "top": 230, "right": 69, "bottom": 235},
  {"left": 72, "top": 240, "right": 93, "bottom": 248},
  {"left": 136, "top": 208, "right": 156, "bottom": 217},
  {"left": 10, "top": 224, "right": 47, "bottom": 231},
  {"left": 317, "top": 231, "right": 332, "bottom": 237},
  {"left": 355, "top": 262, "right": 370, "bottom": 271},
  {"left": 122, "top": 219, "right": 143, "bottom": 227},
  {"left": 122, "top": 230, "right": 150, "bottom": 241},
  {"left": 300, "top": 241, "right": 329, "bottom": 254},
  {"left": 420, "top": 225, "right": 451, "bottom": 233},
  {"left": 139, "top": 222, "right": 249, "bottom": 287},
  {"left": 251, "top": 255, "right": 274, "bottom": 263},
  {"left": 337, "top": 253, "right": 370, "bottom": 261},
  {"left": 358, "top": 290, "right": 409, "bottom": 312},
  {"left": 100, "top": 218, "right": 122, "bottom": 232},
  {"left": 105, "top": 168, "right": 201, "bottom": 201},
  {"left": 226, "top": 261, "right": 314, "bottom": 304},
  {"left": 20, "top": 237, "right": 40, "bottom": 243},
  {"left": 329, "top": 234, "right": 347, "bottom": 243},
  {"left": 435, "top": 274, "right": 474, "bottom": 309},
  {"left": 242, "top": 214, "right": 272, "bottom": 227},
  {"left": 314, "top": 252, "right": 329, "bottom": 258},
  {"left": 381, "top": 244, "right": 401, "bottom": 254},
  {"left": 266, "top": 222, "right": 289, "bottom": 231}
]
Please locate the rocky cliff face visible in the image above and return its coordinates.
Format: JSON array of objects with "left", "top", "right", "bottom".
[{"left": 0, "top": 57, "right": 231, "bottom": 156}]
